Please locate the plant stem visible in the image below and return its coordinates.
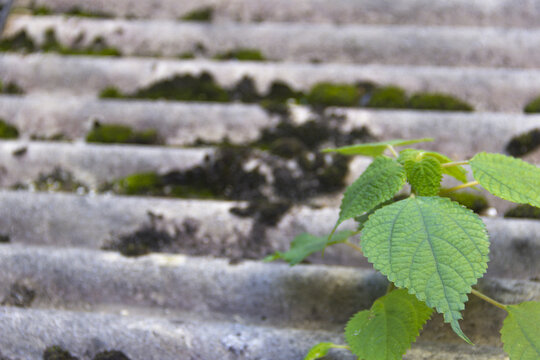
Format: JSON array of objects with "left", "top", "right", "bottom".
[
  {"left": 344, "top": 241, "right": 363, "bottom": 254},
  {"left": 441, "top": 160, "right": 469, "bottom": 168},
  {"left": 387, "top": 145, "right": 399, "bottom": 158},
  {"left": 440, "top": 181, "right": 479, "bottom": 194},
  {"left": 471, "top": 289, "right": 507, "bottom": 311},
  {"left": 387, "top": 282, "right": 396, "bottom": 293}
]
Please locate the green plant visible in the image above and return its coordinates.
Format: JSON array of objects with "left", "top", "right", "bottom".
[{"left": 266, "top": 138, "right": 540, "bottom": 360}]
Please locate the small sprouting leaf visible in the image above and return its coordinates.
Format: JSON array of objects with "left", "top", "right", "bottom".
[
  {"left": 501, "top": 301, "right": 540, "bottom": 360},
  {"left": 264, "top": 230, "right": 355, "bottom": 265},
  {"left": 304, "top": 342, "right": 345, "bottom": 360},
  {"left": 345, "top": 289, "right": 433, "bottom": 360},
  {"left": 362, "top": 196, "right": 489, "bottom": 343},
  {"left": 323, "top": 138, "right": 433, "bottom": 157},
  {"left": 334, "top": 156, "right": 406, "bottom": 232},
  {"left": 398, "top": 149, "right": 467, "bottom": 183},
  {"left": 470, "top": 152, "right": 540, "bottom": 207},
  {"left": 404, "top": 157, "right": 442, "bottom": 196}
]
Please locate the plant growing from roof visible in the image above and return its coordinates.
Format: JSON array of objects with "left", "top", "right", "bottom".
[{"left": 266, "top": 138, "right": 540, "bottom": 360}]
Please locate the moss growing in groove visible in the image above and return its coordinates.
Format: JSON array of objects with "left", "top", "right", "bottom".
[
  {"left": 266, "top": 81, "right": 303, "bottom": 103},
  {"left": 99, "top": 86, "right": 124, "bottom": 99},
  {"left": 114, "top": 172, "right": 162, "bottom": 196},
  {"left": 86, "top": 123, "right": 161, "bottom": 145},
  {"left": 0, "top": 30, "right": 36, "bottom": 52},
  {"left": 0, "top": 234, "right": 9, "bottom": 243},
  {"left": 366, "top": 86, "right": 408, "bottom": 109},
  {"left": 32, "top": 5, "right": 52, "bottom": 15},
  {"left": 505, "top": 204, "right": 540, "bottom": 219},
  {"left": 443, "top": 192, "right": 489, "bottom": 214},
  {"left": 306, "top": 82, "right": 361, "bottom": 108},
  {"left": 43, "top": 346, "right": 78, "bottom": 360},
  {"left": 506, "top": 129, "right": 540, "bottom": 157},
  {"left": 0, "top": 119, "right": 19, "bottom": 139},
  {"left": 229, "top": 76, "right": 261, "bottom": 103},
  {"left": 41, "top": 29, "right": 122, "bottom": 57},
  {"left": 214, "top": 48, "right": 266, "bottom": 61},
  {"left": 64, "top": 7, "right": 114, "bottom": 18},
  {"left": 180, "top": 7, "right": 214, "bottom": 21},
  {"left": 524, "top": 96, "right": 540, "bottom": 113},
  {"left": 129, "top": 72, "right": 229, "bottom": 102},
  {"left": 408, "top": 92, "right": 473, "bottom": 112},
  {"left": 179, "top": 52, "right": 195, "bottom": 59},
  {"left": 93, "top": 351, "right": 130, "bottom": 360}
]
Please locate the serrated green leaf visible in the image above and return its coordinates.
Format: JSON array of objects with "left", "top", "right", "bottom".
[
  {"left": 323, "top": 138, "right": 434, "bottom": 157},
  {"left": 470, "top": 153, "right": 540, "bottom": 207},
  {"left": 264, "top": 230, "right": 355, "bottom": 266},
  {"left": 501, "top": 301, "right": 540, "bottom": 360},
  {"left": 345, "top": 289, "right": 433, "bottom": 360},
  {"left": 334, "top": 156, "right": 406, "bottom": 233},
  {"left": 404, "top": 157, "right": 442, "bottom": 196},
  {"left": 304, "top": 342, "right": 344, "bottom": 360},
  {"left": 398, "top": 149, "right": 468, "bottom": 183},
  {"left": 361, "top": 196, "right": 489, "bottom": 344}
]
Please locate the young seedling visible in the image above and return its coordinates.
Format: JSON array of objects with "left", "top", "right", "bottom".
[{"left": 266, "top": 138, "right": 540, "bottom": 360}]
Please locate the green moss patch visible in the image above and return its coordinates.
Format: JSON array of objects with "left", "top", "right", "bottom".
[
  {"left": 18, "top": 167, "right": 89, "bottom": 193},
  {"left": 0, "top": 80, "right": 24, "bottom": 95},
  {"left": 506, "top": 129, "right": 540, "bottom": 157},
  {"left": 113, "top": 172, "right": 163, "bottom": 196},
  {"left": 1, "top": 29, "right": 120, "bottom": 56},
  {"left": 129, "top": 73, "right": 229, "bottom": 102},
  {"left": 86, "top": 123, "right": 162, "bottom": 145},
  {"left": 43, "top": 346, "right": 78, "bottom": 360},
  {"left": 32, "top": 5, "right": 52, "bottom": 15},
  {"left": 0, "top": 119, "right": 19, "bottom": 139},
  {"left": 505, "top": 204, "right": 540, "bottom": 219},
  {"left": 180, "top": 7, "right": 214, "bottom": 21},
  {"left": 0, "top": 30, "right": 36, "bottom": 53},
  {"left": 306, "top": 82, "right": 361, "bottom": 108},
  {"left": 366, "top": 86, "right": 407, "bottom": 109},
  {"left": 64, "top": 7, "right": 114, "bottom": 18},
  {"left": 524, "top": 96, "right": 540, "bottom": 113},
  {"left": 408, "top": 92, "right": 473, "bottom": 112},
  {"left": 99, "top": 87, "right": 124, "bottom": 99},
  {"left": 1, "top": 283, "right": 36, "bottom": 308},
  {"left": 443, "top": 191, "right": 488, "bottom": 214},
  {"left": 86, "top": 123, "right": 161, "bottom": 145},
  {"left": 42, "top": 29, "right": 121, "bottom": 57},
  {"left": 214, "top": 48, "right": 266, "bottom": 61},
  {"left": 93, "top": 351, "right": 130, "bottom": 360}
]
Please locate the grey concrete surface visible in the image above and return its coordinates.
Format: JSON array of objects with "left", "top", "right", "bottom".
[
  {"left": 1, "top": 95, "right": 540, "bottom": 158},
  {"left": 22, "top": 0, "right": 540, "bottom": 28},
  {"left": 0, "top": 95, "right": 276, "bottom": 145},
  {"left": 0, "top": 244, "right": 388, "bottom": 326},
  {"left": 0, "top": 191, "right": 538, "bottom": 280},
  {"left": 0, "top": 141, "right": 213, "bottom": 187},
  {"left": 0, "top": 306, "right": 507, "bottom": 360},
  {"left": 2, "top": 53, "right": 540, "bottom": 111},
  {"left": 6, "top": 15, "right": 540, "bottom": 67}
]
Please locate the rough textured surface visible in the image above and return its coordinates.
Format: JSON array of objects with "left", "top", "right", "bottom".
[
  {"left": 3, "top": 96, "right": 540, "bottom": 156},
  {"left": 3, "top": 53, "right": 540, "bottom": 111},
  {"left": 1, "top": 1, "right": 540, "bottom": 358},
  {"left": 0, "top": 191, "right": 538, "bottom": 279},
  {"left": 23, "top": 0, "right": 540, "bottom": 27},
  {"left": 0, "top": 141, "right": 212, "bottom": 187},
  {"left": 6, "top": 16, "right": 540, "bottom": 67},
  {"left": 0, "top": 306, "right": 507, "bottom": 360}
]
